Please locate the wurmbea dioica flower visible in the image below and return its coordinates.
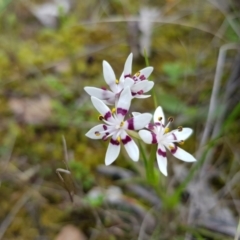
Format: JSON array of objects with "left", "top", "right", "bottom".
[
  {"left": 85, "top": 87, "right": 152, "bottom": 165},
  {"left": 84, "top": 53, "right": 154, "bottom": 105},
  {"left": 139, "top": 106, "right": 196, "bottom": 176}
]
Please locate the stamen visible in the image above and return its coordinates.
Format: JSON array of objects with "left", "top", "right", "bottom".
[
  {"left": 111, "top": 108, "right": 116, "bottom": 114},
  {"left": 120, "top": 121, "right": 124, "bottom": 127},
  {"left": 98, "top": 115, "right": 104, "bottom": 121},
  {"left": 178, "top": 126, "right": 183, "bottom": 132},
  {"left": 179, "top": 140, "right": 184, "bottom": 145},
  {"left": 95, "top": 131, "right": 100, "bottom": 136},
  {"left": 168, "top": 117, "right": 174, "bottom": 122},
  {"left": 115, "top": 79, "right": 119, "bottom": 84},
  {"left": 158, "top": 116, "right": 162, "bottom": 121},
  {"left": 135, "top": 71, "right": 140, "bottom": 77},
  {"left": 117, "top": 136, "right": 121, "bottom": 143},
  {"left": 164, "top": 127, "right": 170, "bottom": 133}
]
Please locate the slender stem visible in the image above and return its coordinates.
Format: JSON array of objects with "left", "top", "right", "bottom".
[
  {"left": 143, "top": 49, "right": 158, "bottom": 108},
  {"left": 143, "top": 49, "right": 150, "bottom": 67},
  {"left": 138, "top": 140, "right": 149, "bottom": 181},
  {"left": 148, "top": 145, "right": 157, "bottom": 185}
]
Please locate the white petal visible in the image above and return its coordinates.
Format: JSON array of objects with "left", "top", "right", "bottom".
[
  {"left": 124, "top": 53, "right": 133, "bottom": 77},
  {"left": 134, "top": 94, "right": 151, "bottom": 99},
  {"left": 139, "top": 66, "right": 154, "bottom": 78},
  {"left": 139, "top": 130, "right": 158, "bottom": 144},
  {"left": 132, "top": 112, "right": 141, "bottom": 116},
  {"left": 121, "top": 131, "right": 139, "bottom": 161},
  {"left": 143, "top": 81, "right": 154, "bottom": 92},
  {"left": 133, "top": 66, "right": 153, "bottom": 81},
  {"left": 91, "top": 97, "right": 114, "bottom": 122},
  {"left": 103, "top": 61, "right": 118, "bottom": 93},
  {"left": 165, "top": 128, "right": 193, "bottom": 142},
  {"left": 119, "top": 71, "right": 125, "bottom": 87},
  {"left": 102, "top": 99, "right": 115, "bottom": 105},
  {"left": 116, "top": 87, "right": 132, "bottom": 121},
  {"left": 84, "top": 87, "right": 115, "bottom": 100},
  {"left": 166, "top": 144, "right": 196, "bottom": 162},
  {"left": 85, "top": 124, "right": 107, "bottom": 139},
  {"left": 133, "top": 81, "right": 154, "bottom": 93},
  {"left": 124, "top": 77, "right": 134, "bottom": 88},
  {"left": 125, "top": 113, "right": 152, "bottom": 130},
  {"left": 105, "top": 137, "right": 121, "bottom": 165},
  {"left": 154, "top": 106, "right": 165, "bottom": 125},
  {"left": 156, "top": 144, "right": 168, "bottom": 176}
]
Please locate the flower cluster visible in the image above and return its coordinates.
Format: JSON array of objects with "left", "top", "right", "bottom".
[{"left": 85, "top": 53, "right": 196, "bottom": 176}]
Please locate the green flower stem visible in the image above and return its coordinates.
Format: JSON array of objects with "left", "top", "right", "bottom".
[
  {"left": 148, "top": 144, "right": 157, "bottom": 185},
  {"left": 138, "top": 140, "right": 150, "bottom": 181},
  {"left": 143, "top": 49, "right": 158, "bottom": 109}
]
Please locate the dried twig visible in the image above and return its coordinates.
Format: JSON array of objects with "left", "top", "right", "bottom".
[{"left": 55, "top": 135, "right": 75, "bottom": 202}]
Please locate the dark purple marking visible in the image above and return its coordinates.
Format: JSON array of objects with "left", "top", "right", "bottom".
[
  {"left": 102, "top": 134, "right": 108, "bottom": 141},
  {"left": 110, "top": 138, "right": 120, "bottom": 145},
  {"left": 127, "top": 118, "right": 134, "bottom": 130},
  {"left": 132, "top": 76, "right": 138, "bottom": 81},
  {"left": 124, "top": 74, "right": 131, "bottom": 78},
  {"left": 132, "top": 92, "right": 137, "bottom": 96},
  {"left": 140, "top": 75, "right": 146, "bottom": 80},
  {"left": 155, "top": 122, "right": 161, "bottom": 126},
  {"left": 103, "top": 125, "right": 107, "bottom": 130},
  {"left": 147, "top": 123, "right": 155, "bottom": 130},
  {"left": 170, "top": 145, "right": 178, "bottom": 154},
  {"left": 104, "top": 111, "right": 112, "bottom": 120},
  {"left": 101, "top": 86, "right": 107, "bottom": 90},
  {"left": 151, "top": 132, "right": 158, "bottom": 144},
  {"left": 117, "top": 108, "right": 128, "bottom": 116},
  {"left": 137, "top": 90, "right": 144, "bottom": 95},
  {"left": 122, "top": 135, "right": 132, "bottom": 145},
  {"left": 172, "top": 133, "right": 177, "bottom": 140},
  {"left": 158, "top": 148, "right": 166, "bottom": 157}
]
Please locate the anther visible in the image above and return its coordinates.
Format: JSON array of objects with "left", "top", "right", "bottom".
[
  {"left": 95, "top": 131, "right": 100, "bottom": 136},
  {"left": 98, "top": 115, "right": 104, "bottom": 121},
  {"left": 169, "top": 145, "right": 175, "bottom": 150},
  {"left": 158, "top": 116, "right": 162, "bottom": 121},
  {"left": 135, "top": 71, "right": 140, "bottom": 77},
  {"left": 168, "top": 117, "right": 174, "bottom": 122},
  {"left": 164, "top": 128, "right": 170, "bottom": 133},
  {"left": 111, "top": 108, "right": 116, "bottom": 114},
  {"left": 178, "top": 126, "right": 183, "bottom": 132},
  {"left": 120, "top": 121, "right": 124, "bottom": 127},
  {"left": 115, "top": 79, "right": 119, "bottom": 84},
  {"left": 179, "top": 140, "right": 184, "bottom": 145},
  {"left": 117, "top": 136, "right": 121, "bottom": 143}
]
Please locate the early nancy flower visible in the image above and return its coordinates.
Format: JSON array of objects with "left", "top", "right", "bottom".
[
  {"left": 84, "top": 53, "right": 154, "bottom": 105},
  {"left": 86, "top": 87, "right": 152, "bottom": 165},
  {"left": 139, "top": 106, "right": 196, "bottom": 176}
]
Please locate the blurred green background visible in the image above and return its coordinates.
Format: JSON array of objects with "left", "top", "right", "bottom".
[{"left": 0, "top": 0, "right": 240, "bottom": 239}]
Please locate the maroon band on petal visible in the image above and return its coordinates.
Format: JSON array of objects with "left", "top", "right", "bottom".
[
  {"left": 172, "top": 132, "right": 177, "bottom": 140},
  {"left": 117, "top": 108, "right": 128, "bottom": 116},
  {"left": 147, "top": 123, "right": 155, "bottom": 130},
  {"left": 127, "top": 118, "right": 134, "bottom": 130},
  {"left": 122, "top": 135, "right": 131, "bottom": 145},
  {"left": 140, "top": 75, "right": 146, "bottom": 80},
  {"left": 104, "top": 111, "right": 112, "bottom": 120},
  {"left": 110, "top": 138, "right": 120, "bottom": 145},
  {"left": 151, "top": 132, "right": 158, "bottom": 144},
  {"left": 124, "top": 74, "right": 131, "bottom": 78},
  {"left": 103, "top": 125, "right": 107, "bottom": 130},
  {"left": 170, "top": 145, "right": 178, "bottom": 154},
  {"left": 158, "top": 148, "right": 166, "bottom": 157}
]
